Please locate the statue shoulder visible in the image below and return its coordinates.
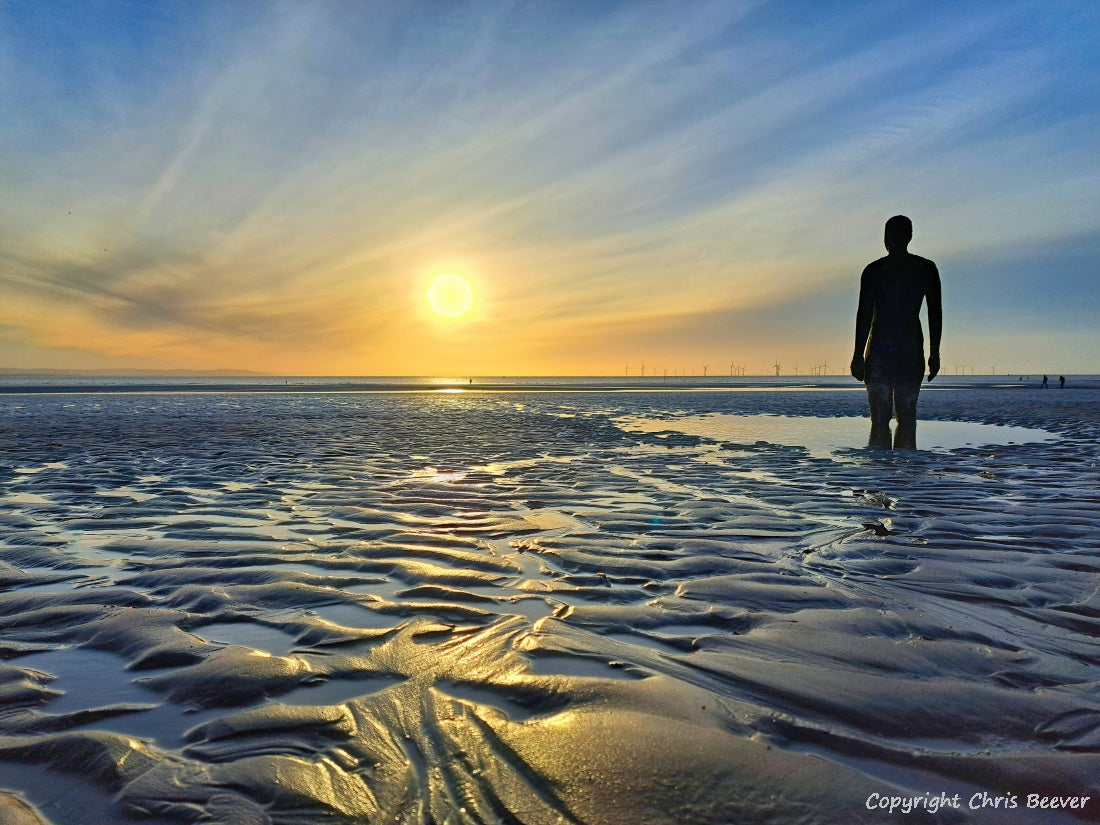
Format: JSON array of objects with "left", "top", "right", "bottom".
[
  {"left": 861, "top": 256, "right": 889, "bottom": 281},
  {"left": 910, "top": 253, "right": 939, "bottom": 274}
]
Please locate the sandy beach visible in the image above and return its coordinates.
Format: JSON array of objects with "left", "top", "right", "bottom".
[{"left": 0, "top": 384, "right": 1097, "bottom": 824}]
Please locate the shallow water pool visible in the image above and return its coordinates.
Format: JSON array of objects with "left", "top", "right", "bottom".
[{"left": 619, "top": 413, "right": 1057, "bottom": 458}]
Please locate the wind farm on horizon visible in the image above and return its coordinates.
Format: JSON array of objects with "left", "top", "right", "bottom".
[{"left": 624, "top": 358, "right": 837, "bottom": 378}]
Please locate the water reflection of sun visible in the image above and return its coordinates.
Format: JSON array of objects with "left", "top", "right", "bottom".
[{"left": 409, "top": 466, "right": 467, "bottom": 483}]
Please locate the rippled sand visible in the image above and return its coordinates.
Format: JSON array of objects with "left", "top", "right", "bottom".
[{"left": 0, "top": 388, "right": 1097, "bottom": 824}]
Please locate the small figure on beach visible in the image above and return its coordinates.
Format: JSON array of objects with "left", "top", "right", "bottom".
[
  {"left": 1059, "top": 375, "right": 1065, "bottom": 388},
  {"left": 1042, "top": 375, "right": 1049, "bottom": 388},
  {"left": 850, "top": 215, "right": 942, "bottom": 449}
]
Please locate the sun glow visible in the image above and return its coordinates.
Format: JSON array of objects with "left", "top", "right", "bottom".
[{"left": 427, "top": 274, "right": 474, "bottom": 318}]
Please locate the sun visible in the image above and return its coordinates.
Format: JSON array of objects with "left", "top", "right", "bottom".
[{"left": 427, "top": 273, "right": 474, "bottom": 318}]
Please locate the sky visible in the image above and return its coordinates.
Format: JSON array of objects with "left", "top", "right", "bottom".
[{"left": 2, "top": 0, "right": 1098, "bottom": 376}]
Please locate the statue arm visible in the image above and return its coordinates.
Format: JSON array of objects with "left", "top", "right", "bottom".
[
  {"left": 926, "top": 263, "right": 942, "bottom": 380},
  {"left": 926, "top": 264, "right": 942, "bottom": 355},
  {"left": 851, "top": 269, "right": 874, "bottom": 380}
]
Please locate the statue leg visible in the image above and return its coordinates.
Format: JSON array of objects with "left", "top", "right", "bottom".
[
  {"left": 892, "top": 355, "right": 925, "bottom": 449},
  {"left": 865, "top": 357, "right": 893, "bottom": 449}
]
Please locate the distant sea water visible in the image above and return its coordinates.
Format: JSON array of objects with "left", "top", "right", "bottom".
[{"left": 2, "top": 373, "right": 1098, "bottom": 393}]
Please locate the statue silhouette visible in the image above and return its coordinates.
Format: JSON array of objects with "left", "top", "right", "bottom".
[{"left": 850, "top": 216, "right": 942, "bottom": 448}]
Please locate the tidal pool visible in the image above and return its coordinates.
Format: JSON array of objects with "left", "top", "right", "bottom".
[{"left": 619, "top": 413, "right": 1057, "bottom": 459}]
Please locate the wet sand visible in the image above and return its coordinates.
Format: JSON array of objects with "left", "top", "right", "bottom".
[{"left": 0, "top": 387, "right": 1097, "bottom": 823}]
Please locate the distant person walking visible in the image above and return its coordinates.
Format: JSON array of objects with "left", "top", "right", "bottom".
[
  {"left": 1042, "top": 375, "right": 1049, "bottom": 388},
  {"left": 1059, "top": 375, "right": 1065, "bottom": 389},
  {"left": 850, "top": 215, "right": 942, "bottom": 449}
]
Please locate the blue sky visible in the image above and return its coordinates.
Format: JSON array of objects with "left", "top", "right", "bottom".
[{"left": 1, "top": 0, "right": 1097, "bottom": 375}]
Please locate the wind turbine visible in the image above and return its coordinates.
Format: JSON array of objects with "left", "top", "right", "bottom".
[{"left": 773, "top": 359, "right": 781, "bottom": 376}]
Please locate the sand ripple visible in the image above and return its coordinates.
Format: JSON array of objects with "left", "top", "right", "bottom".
[{"left": 0, "top": 389, "right": 1098, "bottom": 823}]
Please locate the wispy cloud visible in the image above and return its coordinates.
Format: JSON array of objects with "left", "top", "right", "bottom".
[{"left": 1, "top": 0, "right": 1097, "bottom": 373}]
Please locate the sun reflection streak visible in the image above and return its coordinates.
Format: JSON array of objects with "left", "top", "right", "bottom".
[{"left": 408, "top": 466, "right": 468, "bottom": 483}]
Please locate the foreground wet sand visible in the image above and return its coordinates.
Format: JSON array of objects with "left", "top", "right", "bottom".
[{"left": 1, "top": 387, "right": 1097, "bottom": 824}]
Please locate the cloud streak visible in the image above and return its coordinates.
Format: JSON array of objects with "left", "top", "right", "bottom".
[{"left": 1, "top": 0, "right": 1097, "bottom": 374}]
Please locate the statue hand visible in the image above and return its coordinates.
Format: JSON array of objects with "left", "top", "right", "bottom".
[
  {"left": 927, "top": 354, "right": 940, "bottom": 382},
  {"left": 850, "top": 355, "right": 865, "bottom": 382}
]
